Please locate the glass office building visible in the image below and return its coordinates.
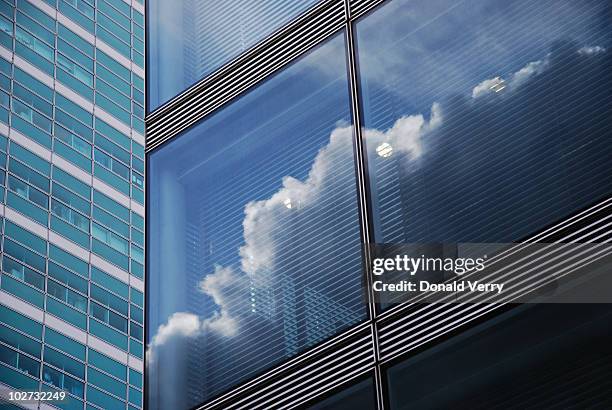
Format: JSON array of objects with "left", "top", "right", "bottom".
[
  {"left": 0, "top": 0, "right": 146, "bottom": 409},
  {"left": 147, "top": 0, "right": 612, "bottom": 409}
]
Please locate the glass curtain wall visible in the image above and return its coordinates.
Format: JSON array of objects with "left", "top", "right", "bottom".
[{"left": 147, "top": 0, "right": 612, "bottom": 408}]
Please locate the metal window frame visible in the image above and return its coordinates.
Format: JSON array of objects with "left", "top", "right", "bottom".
[{"left": 144, "top": 0, "right": 612, "bottom": 408}]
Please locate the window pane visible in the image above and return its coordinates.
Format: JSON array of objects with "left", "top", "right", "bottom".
[
  {"left": 386, "top": 305, "right": 612, "bottom": 409},
  {"left": 148, "top": 33, "right": 364, "bottom": 409},
  {"left": 356, "top": 0, "right": 612, "bottom": 244},
  {"left": 147, "top": 0, "right": 322, "bottom": 111},
  {"left": 307, "top": 378, "right": 376, "bottom": 410}
]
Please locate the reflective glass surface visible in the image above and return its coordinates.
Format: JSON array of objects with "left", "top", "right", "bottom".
[
  {"left": 386, "top": 304, "right": 612, "bottom": 408},
  {"left": 148, "top": 33, "right": 365, "bottom": 409},
  {"left": 356, "top": 0, "right": 612, "bottom": 243},
  {"left": 308, "top": 378, "right": 376, "bottom": 410},
  {"left": 147, "top": 0, "right": 321, "bottom": 111}
]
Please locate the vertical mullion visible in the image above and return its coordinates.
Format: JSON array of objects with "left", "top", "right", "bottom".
[{"left": 344, "top": 0, "right": 385, "bottom": 408}]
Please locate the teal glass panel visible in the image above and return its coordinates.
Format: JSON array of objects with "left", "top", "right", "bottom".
[
  {"left": 52, "top": 166, "right": 91, "bottom": 199},
  {"left": 2, "top": 256, "right": 44, "bottom": 288},
  {"left": 8, "top": 160, "right": 50, "bottom": 191},
  {"left": 0, "top": 362, "right": 39, "bottom": 390},
  {"left": 10, "top": 116, "right": 52, "bottom": 148},
  {"left": 46, "top": 297, "right": 87, "bottom": 330},
  {"left": 86, "top": 385, "right": 124, "bottom": 409},
  {"left": 93, "top": 205, "right": 129, "bottom": 235},
  {"left": 44, "top": 328, "right": 86, "bottom": 361},
  {"left": 44, "top": 346, "right": 85, "bottom": 379},
  {"left": 130, "top": 261, "right": 143, "bottom": 279},
  {"left": 129, "top": 338, "right": 142, "bottom": 359},
  {"left": 131, "top": 211, "right": 143, "bottom": 231},
  {"left": 0, "top": 305, "right": 42, "bottom": 339},
  {"left": 91, "top": 266, "right": 128, "bottom": 299},
  {"left": 6, "top": 190, "right": 48, "bottom": 224},
  {"left": 50, "top": 215, "right": 90, "bottom": 248},
  {"left": 40, "top": 383, "right": 85, "bottom": 410},
  {"left": 47, "top": 280, "right": 88, "bottom": 313},
  {"left": 96, "top": 49, "right": 130, "bottom": 83},
  {"left": 49, "top": 244, "right": 89, "bottom": 278},
  {"left": 14, "top": 67, "right": 53, "bottom": 101},
  {"left": 129, "top": 369, "right": 142, "bottom": 389},
  {"left": 58, "top": 1, "right": 94, "bottom": 33},
  {"left": 130, "top": 288, "right": 143, "bottom": 308},
  {"left": 56, "top": 95, "right": 93, "bottom": 127},
  {"left": 2, "top": 256, "right": 45, "bottom": 289},
  {"left": 15, "top": 11, "right": 53, "bottom": 45},
  {"left": 52, "top": 182, "right": 90, "bottom": 214},
  {"left": 56, "top": 69, "right": 94, "bottom": 101},
  {"left": 48, "top": 261, "right": 88, "bottom": 294},
  {"left": 16, "top": 0, "right": 54, "bottom": 31},
  {"left": 130, "top": 227, "right": 143, "bottom": 247},
  {"left": 58, "top": 24, "right": 94, "bottom": 57},
  {"left": 130, "top": 305, "right": 142, "bottom": 325},
  {"left": 93, "top": 189, "right": 129, "bottom": 221},
  {"left": 129, "top": 386, "right": 142, "bottom": 407},
  {"left": 95, "top": 118, "right": 130, "bottom": 151},
  {"left": 90, "top": 283, "right": 128, "bottom": 316},
  {"left": 0, "top": 273, "right": 44, "bottom": 308},
  {"left": 0, "top": 324, "right": 41, "bottom": 357},
  {"left": 3, "top": 237, "right": 46, "bottom": 273},
  {"left": 87, "top": 366, "right": 126, "bottom": 398},
  {"left": 94, "top": 92, "right": 131, "bottom": 125},
  {"left": 88, "top": 349, "right": 126, "bottom": 381},
  {"left": 42, "top": 364, "right": 84, "bottom": 398},
  {"left": 88, "top": 319, "right": 127, "bottom": 350},
  {"left": 4, "top": 219, "right": 46, "bottom": 254}
]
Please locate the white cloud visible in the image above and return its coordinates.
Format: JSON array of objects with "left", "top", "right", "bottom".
[
  {"left": 147, "top": 265, "right": 240, "bottom": 362},
  {"left": 472, "top": 76, "right": 506, "bottom": 98},
  {"left": 472, "top": 58, "right": 549, "bottom": 99},
  {"left": 578, "top": 45, "right": 606, "bottom": 55},
  {"left": 509, "top": 59, "right": 548, "bottom": 89},
  {"left": 364, "top": 102, "right": 442, "bottom": 159}
]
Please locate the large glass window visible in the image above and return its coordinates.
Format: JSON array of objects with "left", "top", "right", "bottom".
[
  {"left": 147, "top": 33, "right": 365, "bottom": 409},
  {"left": 147, "top": 0, "right": 322, "bottom": 111},
  {"left": 308, "top": 378, "right": 376, "bottom": 410},
  {"left": 385, "top": 304, "right": 612, "bottom": 409},
  {"left": 356, "top": 0, "right": 612, "bottom": 243}
]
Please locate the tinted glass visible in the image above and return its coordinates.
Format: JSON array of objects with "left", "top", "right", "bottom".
[
  {"left": 308, "top": 378, "right": 376, "bottom": 410},
  {"left": 386, "top": 304, "right": 612, "bottom": 409},
  {"left": 148, "top": 33, "right": 365, "bottom": 409},
  {"left": 356, "top": 0, "right": 612, "bottom": 243},
  {"left": 147, "top": 0, "right": 321, "bottom": 111}
]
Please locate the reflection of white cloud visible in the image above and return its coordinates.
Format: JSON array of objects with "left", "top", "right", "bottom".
[
  {"left": 198, "top": 265, "right": 239, "bottom": 337},
  {"left": 510, "top": 59, "right": 548, "bottom": 89},
  {"left": 147, "top": 266, "right": 239, "bottom": 361},
  {"left": 148, "top": 312, "right": 200, "bottom": 362},
  {"left": 240, "top": 125, "right": 354, "bottom": 278},
  {"left": 472, "top": 58, "right": 549, "bottom": 98},
  {"left": 472, "top": 77, "right": 505, "bottom": 98},
  {"left": 578, "top": 45, "right": 606, "bottom": 55},
  {"left": 364, "top": 103, "right": 442, "bottom": 159},
  {"left": 149, "top": 105, "right": 443, "bottom": 356},
  {"left": 151, "top": 42, "right": 605, "bottom": 356}
]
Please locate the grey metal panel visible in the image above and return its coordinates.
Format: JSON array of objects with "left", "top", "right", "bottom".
[{"left": 145, "top": 0, "right": 346, "bottom": 152}]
